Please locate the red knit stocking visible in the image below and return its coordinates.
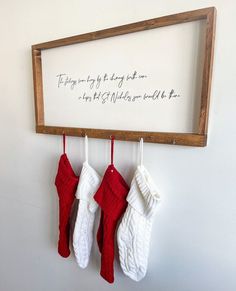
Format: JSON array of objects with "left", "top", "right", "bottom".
[
  {"left": 55, "top": 135, "right": 79, "bottom": 258},
  {"left": 94, "top": 164, "right": 129, "bottom": 283}
]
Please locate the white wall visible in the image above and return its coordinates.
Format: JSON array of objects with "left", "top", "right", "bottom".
[{"left": 0, "top": 1, "right": 235, "bottom": 291}]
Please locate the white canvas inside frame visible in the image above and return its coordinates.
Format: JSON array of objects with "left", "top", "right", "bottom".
[{"left": 42, "top": 19, "right": 206, "bottom": 133}]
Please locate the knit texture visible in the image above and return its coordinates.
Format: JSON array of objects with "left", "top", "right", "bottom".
[
  {"left": 73, "top": 161, "right": 101, "bottom": 268},
  {"left": 55, "top": 154, "right": 79, "bottom": 258},
  {"left": 117, "top": 165, "right": 160, "bottom": 281},
  {"left": 94, "top": 164, "right": 129, "bottom": 283}
]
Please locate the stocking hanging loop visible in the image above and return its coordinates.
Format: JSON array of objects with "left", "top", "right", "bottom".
[
  {"left": 139, "top": 138, "right": 143, "bottom": 166},
  {"left": 111, "top": 136, "right": 114, "bottom": 165},
  {"left": 85, "top": 135, "right": 88, "bottom": 163},
  {"left": 63, "top": 133, "right": 66, "bottom": 154}
]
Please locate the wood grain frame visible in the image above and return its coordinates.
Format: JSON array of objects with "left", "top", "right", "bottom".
[{"left": 32, "top": 6, "right": 216, "bottom": 146}]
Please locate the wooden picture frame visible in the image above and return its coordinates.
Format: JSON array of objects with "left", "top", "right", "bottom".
[{"left": 32, "top": 6, "right": 216, "bottom": 146}]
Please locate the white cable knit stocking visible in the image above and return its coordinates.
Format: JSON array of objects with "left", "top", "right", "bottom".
[
  {"left": 117, "top": 146, "right": 160, "bottom": 281},
  {"left": 73, "top": 137, "right": 101, "bottom": 268}
]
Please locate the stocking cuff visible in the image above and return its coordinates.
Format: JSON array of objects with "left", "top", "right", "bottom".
[
  {"left": 127, "top": 166, "right": 160, "bottom": 219},
  {"left": 94, "top": 165, "right": 129, "bottom": 220},
  {"left": 75, "top": 162, "right": 101, "bottom": 213}
]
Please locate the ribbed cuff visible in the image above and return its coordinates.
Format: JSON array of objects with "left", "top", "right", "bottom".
[
  {"left": 94, "top": 166, "right": 129, "bottom": 220},
  {"left": 75, "top": 162, "right": 101, "bottom": 213},
  {"left": 55, "top": 154, "right": 79, "bottom": 187},
  {"left": 127, "top": 166, "right": 160, "bottom": 219}
]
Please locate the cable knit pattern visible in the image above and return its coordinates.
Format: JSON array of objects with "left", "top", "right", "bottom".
[
  {"left": 117, "top": 165, "right": 160, "bottom": 281},
  {"left": 94, "top": 164, "right": 129, "bottom": 284},
  {"left": 73, "top": 162, "right": 101, "bottom": 268}
]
